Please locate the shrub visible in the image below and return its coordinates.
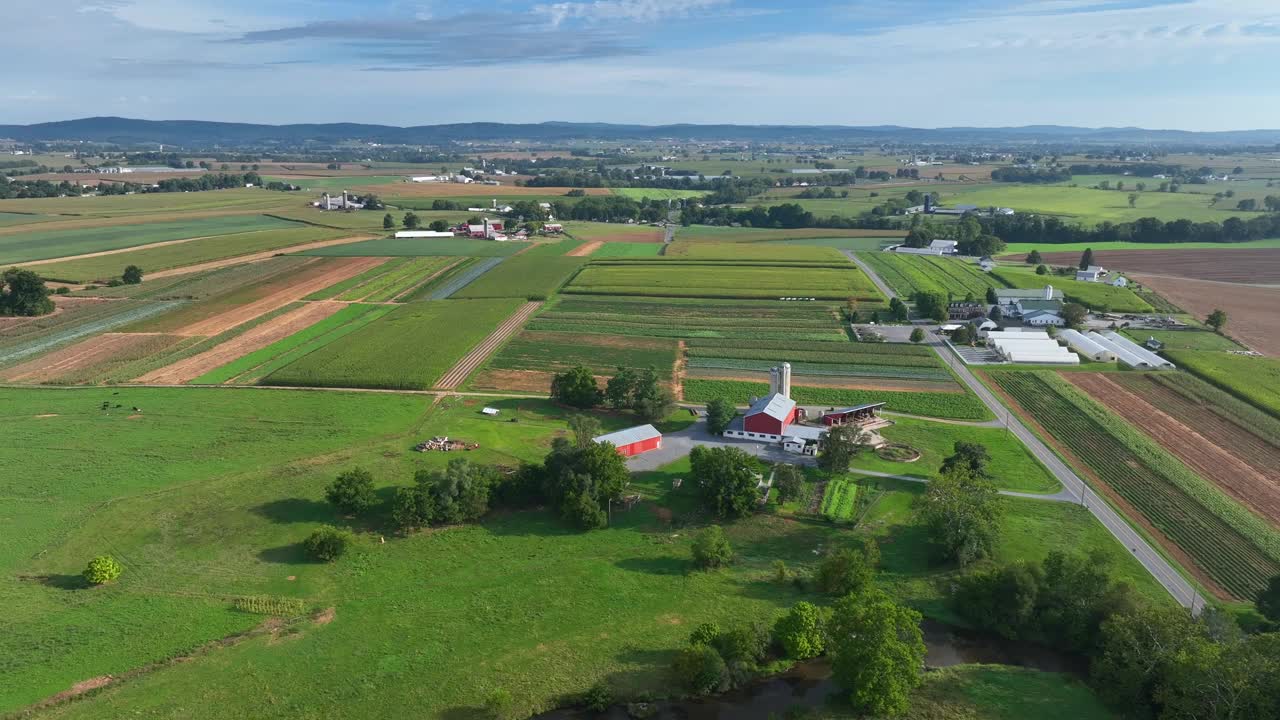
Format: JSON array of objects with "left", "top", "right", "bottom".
[
  {"left": 692, "top": 525, "right": 733, "bottom": 569},
  {"left": 816, "top": 540, "right": 878, "bottom": 596},
  {"left": 775, "top": 601, "right": 828, "bottom": 659},
  {"left": 325, "top": 467, "right": 376, "bottom": 514},
  {"left": 122, "top": 264, "right": 143, "bottom": 284},
  {"left": 303, "top": 526, "right": 353, "bottom": 562},
  {"left": 582, "top": 680, "right": 612, "bottom": 712},
  {"left": 83, "top": 555, "right": 122, "bottom": 585},
  {"left": 672, "top": 644, "right": 728, "bottom": 695},
  {"left": 689, "top": 622, "right": 722, "bottom": 646},
  {"left": 484, "top": 688, "right": 515, "bottom": 720}
]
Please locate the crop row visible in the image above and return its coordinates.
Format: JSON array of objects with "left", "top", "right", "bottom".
[
  {"left": 540, "top": 312, "right": 837, "bottom": 330},
  {"left": 1144, "top": 372, "right": 1280, "bottom": 448},
  {"left": 568, "top": 264, "right": 883, "bottom": 301},
  {"left": 687, "top": 357, "right": 951, "bottom": 380},
  {"left": 684, "top": 337, "right": 935, "bottom": 356},
  {"left": 305, "top": 258, "right": 406, "bottom": 301},
  {"left": 819, "top": 477, "right": 859, "bottom": 521},
  {"left": 684, "top": 378, "right": 991, "bottom": 421},
  {"left": 453, "top": 256, "right": 587, "bottom": 300},
  {"left": 0, "top": 300, "right": 182, "bottom": 366},
  {"left": 684, "top": 346, "right": 940, "bottom": 368},
  {"left": 487, "top": 333, "right": 677, "bottom": 375},
  {"left": 527, "top": 320, "right": 848, "bottom": 342},
  {"left": 993, "top": 371, "right": 1280, "bottom": 600},
  {"left": 553, "top": 297, "right": 846, "bottom": 318},
  {"left": 1165, "top": 350, "right": 1280, "bottom": 421}
]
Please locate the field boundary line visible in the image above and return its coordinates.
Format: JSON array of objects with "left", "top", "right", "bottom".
[{"left": 435, "top": 302, "right": 542, "bottom": 389}]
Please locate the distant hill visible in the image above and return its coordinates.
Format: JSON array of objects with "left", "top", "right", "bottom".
[{"left": 3, "top": 117, "right": 1280, "bottom": 147}]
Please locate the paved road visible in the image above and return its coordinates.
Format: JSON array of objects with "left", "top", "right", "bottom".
[
  {"left": 844, "top": 249, "right": 897, "bottom": 299},
  {"left": 926, "top": 330, "right": 1204, "bottom": 610}
]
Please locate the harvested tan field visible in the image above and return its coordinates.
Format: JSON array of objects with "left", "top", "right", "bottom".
[
  {"left": 1010, "top": 248, "right": 1280, "bottom": 284},
  {"left": 378, "top": 184, "right": 612, "bottom": 197},
  {"left": 136, "top": 302, "right": 346, "bottom": 384},
  {"left": 566, "top": 240, "right": 604, "bottom": 257},
  {"left": 0, "top": 333, "right": 182, "bottom": 383},
  {"left": 173, "top": 256, "right": 383, "bottom": 337},
  {"left": 1134, "top": 274, "right": 1280, "bottom": 355},
  {"left": 587, "top": 229, "right": 664, "bottom": 243},
  {"left": 144, "top": 235, "right": 374, "bottom": 281}
]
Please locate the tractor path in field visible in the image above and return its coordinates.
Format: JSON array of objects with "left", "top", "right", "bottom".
[
  {"left": 174, "top": 256, "right": 384, "bottom": 337},
  {"left": 135, "top": 302, "right": 348, "bottom": 384},
  {"left": 141, "top": 234, "right": 375, "bottom": 281},
  {"left": 435, "top": 302, "right": 542, "bottom": 389},
  {"left": 843, "top": 249, "right": 898, "bottom": 300},
  {"left": 926, "top": 329, "right": 1205, "bottom": 611},
  {"left": 566, "top": 240, "right": 603, "bottom": 257}
]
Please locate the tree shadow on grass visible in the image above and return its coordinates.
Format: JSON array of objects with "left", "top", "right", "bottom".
[
  {"left": 257, "top": 543, "right": 317, "bottom": 565},
  {"left": 438, "top": 707, "right": 486, "bottom": 720},
  {"left": 32, "top": 573, "right": 91, "bottom": 590},
  {"left": 614, "top": 556, "right": 689, "bottom": 576},
  {"left": 251, "top": 498, "right": 332, "bottom": 524}
]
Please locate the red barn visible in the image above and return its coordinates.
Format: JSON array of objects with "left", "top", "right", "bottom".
[
  {"left": 821, "top": 402, "right": 887, "bottom": 427},
  {"left": 593, "top": 424, "right": 662, "bottom": 457},
  {"left": 742, "top": 394, "right": 798, "bottom": 438}
]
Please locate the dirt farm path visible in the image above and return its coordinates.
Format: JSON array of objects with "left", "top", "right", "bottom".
[
  {"left": 1063, "top": 372, "right": 1280, "bottom": 528},
  {"left": 434, "top": 301, "right": 542, "bottom": 389},
  {"left": 142, "top": 234, "right": 375, "bottom": 281},
  {"left": 136, "top": 302, "right": 348, "bottom": 384},
  {"left": 174, "top": 256, "right": 384, "bottom": 337},
  {"left": 566, "top": 240, "right": 603, "bottom": 257}
]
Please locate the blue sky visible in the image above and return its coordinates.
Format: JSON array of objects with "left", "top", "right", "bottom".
[{"left": 4, "top": 0, "right": 1279, "bottom": 129}]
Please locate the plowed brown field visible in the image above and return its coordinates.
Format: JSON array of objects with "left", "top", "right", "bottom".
[
  {"left": 1134, "top": 274, "right": 1280, "bottom": 355},
  {"left": 136, "top": 301, "right": 347, "bottom": 384},
  {"left": 1007, "top": 248, "right": 1280, "bottom": 284},
  {"left": 171, "top": 256, "right": 383, "bottom": 336},
  {"left": 0, "top": 333, "right": 179, "bottom": 383},
  {"left": 1064, "top": 372, "right": 1280, "bottom": 527}
]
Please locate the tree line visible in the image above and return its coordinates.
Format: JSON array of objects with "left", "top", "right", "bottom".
[{"left": 978, "top": 212, "right": 1280, "bottom": 245}]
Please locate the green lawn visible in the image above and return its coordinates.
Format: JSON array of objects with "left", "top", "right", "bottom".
[
  {"left": 684, "top": 378, "right": 993, "bottom": 421},
  {"left": 292, "top": 237, "right": 522, "bottom": 257},
  {"left": 263, "top": 299, "right": 522, "bottom": 389},
  {"left": 0, "top": 211, "right": 53, "bottom": 227},
  {"left": 766, "top": 236, "right": 901, "bottom": 251},
  {"left": 610, "top": 188, "right": 708, "bottom": 200},
  {"left": 852, "top": 417, "right": 1060, "bottom": 493},
  {"left": 1, "top": 214, "right": 305, "bottom": 265}
]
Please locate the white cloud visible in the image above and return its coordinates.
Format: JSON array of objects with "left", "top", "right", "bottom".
[{"left": 534, "top": 0, "right": 731, "bottom": 26}]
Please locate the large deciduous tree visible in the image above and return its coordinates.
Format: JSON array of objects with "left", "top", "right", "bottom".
[
  {"left": 542, "top": 437, "right": 629, "bottom": 530},
  {"left": 325, "top": 467, "right": 376, "bottom": 515},
  {"left": 818, "top": 424, "right": 868, "bottom": 474},
  {"left": 550, "top": 366, "right": 602, "bottom": 409},
  {"left": 1, "top": 267, "right": 54, "bottom": 317},
  {"left": 920, "top": 464, "right": 1002, "bottom": 566},
  {"left": 690, "top": 445, "right": 760, "bottom": 519},
  {"left": 705, "top": 398, "right": 736, "bottom": 435},
  {"left": 829, "top": 589, "right": 926, "bottom": 717}
]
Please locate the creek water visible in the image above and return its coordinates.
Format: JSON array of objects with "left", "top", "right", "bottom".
[{"left": 533, "top": 620, "right": 1083, "bottom": 720}]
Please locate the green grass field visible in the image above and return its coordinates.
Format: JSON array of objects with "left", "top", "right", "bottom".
[
  {"left": 766, "top": 236, "right": 901, "bottom": 251},
  {"left": 3, "top": 386, "right": 1151, "bottom": 718},
  {"left": 32, "top": 226, "right": 349, "bottom": 283},
  {"left": 675, "top": 226, "right": 906, "bottom": 242},
  {"left": 685, "top": 378, "right": 992, "bottom": 421},
  {"left": 0, "top": 188, "right": 296, "bottom": 218},
  {"left": 664, "top": 242, "right": 848, "bottom": 262},
  {"left": 991, "top": 266, "right": 1152, "bottom": 312},
  {"left": 567, "top": 261, "right": 883, "bottom": 301},
  {"left": 943, "top": 184, "right": 1256, "bottom": 225},
  {"left": 852, "top": 417, "right": 1060, "bottom": 493},
  {"left": 999, "top": 238, "right": 1280, "bottom": 255},
  {"left": 292, "top": 237, "right": 522, "bottom": 257},
  {"left": 590, "top": 242, "right": 664, "bottom": 257},
  {"left": 0, "top": 214, "right": 305, "bottom": 265},
  {"left": 263, "top": 299, "right": 521, "bottom": 389},
  {"left": 451, "top": 255, "right": 586, "bottom": 299},
  {"left": 609, "top": 188, "right": 708, "bottom": 200},
  {"left": 1165, "top": 351, "right": 1280, "bottom": 419},
  {"left": 0, "top": 211, "right": 53, "bottom": 227},
  {"left": 264, "top": 175, "right": 406, "bottom": 190},
  {"left": 1120, "top": 328, "right": 1244, "bottom": 352}
]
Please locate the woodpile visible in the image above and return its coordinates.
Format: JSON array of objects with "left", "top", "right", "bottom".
[{"left": 414, "top": 436, "right": 479, "bottom": 452}]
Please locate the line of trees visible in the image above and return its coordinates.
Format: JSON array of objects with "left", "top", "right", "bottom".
[
  {"left": 549, "top": 365, "right": 674, "bottom": 424},
  {"left": 979, "top": 212, "right": 1280, "bottom": 245},
  {"left": 991, "top": 167, "right": 1074, "bottom": 183}
]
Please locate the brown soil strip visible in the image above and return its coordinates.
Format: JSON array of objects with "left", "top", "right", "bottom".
[
  {"left": 981, "top": 371, "right": 1232, "bottom": 600},
  {"left": 1, "top": 333, "right": 164, "bottom": 382},
  {"left": 435, "top": 302, "right": 543, "bottom": 389},
  {"left": 1134, "top": 274, "right": 1280, "bottom": 355},
  {"left": 566, "top": 240, "right": 604, "bottom": 257},
  {"left": 135, "top": 301, "right": 347, "bottom": 383},
  {"left": 171, "top": 257, "right": 383, "bottom": 337},
  {"left": 142, "top": 234, "right": 375, "bottom": 281},
  {"left": 673, "top": 340, "right": 687, "bottom": 401},
  {"left": 1064, "top": 372, "right": 1280, "bottom": 528}
]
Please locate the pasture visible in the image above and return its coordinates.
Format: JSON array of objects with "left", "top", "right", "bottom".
[
  {"left": 32, "top": 226, "right": 350, "bottom": 283},
  {"left": 2, "top": 214, "right": 305, "bottom": 265},
  {"left": 292, "top": 237, "right": 522, "bottom": 257},
  {"left": 942, "top": 184, "right": 1256, "bottom": 225},
  {"left": 1, "top": 386, "right": 1158, "bottom": 718},
  {"left": 1119, "top": 328, "right": 1243, "bottom": 352},
  {"left": 989, "top": 370, "right": 1280, "bottom": 601},
  {"left": 991, "top": 266, "right": 1152, "bottom": 312},
  {"left": 451, "top": 256, "right": 586, "bottom": 299},
  {"left": 468, "top": 330, "right": 678, "bottom": 393},
  {"left": 562, "top": 221, "right": 664, "bottom": 243},
  {"left": 566, "top": 261, "right": 884, "bottom": 301},
  {"left": 263, "top": 299, "right": 521, "bottom": 390},
  {"left": 1166, "top": 350, "right": 1280, "bottom": 418},
  {"left": 664, "top": 242, "right": 848, "bottom": 262},
  {"left": 610, "top": 188, "right": 708, "bottom": 200},
  {"left": 999, "top": 238, "right": 1280, "bottom": 256},
  {"left": 675, "top": 226, "right": 906, "bottom": 242}
]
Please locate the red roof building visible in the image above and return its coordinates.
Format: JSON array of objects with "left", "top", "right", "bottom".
[
  {"left": 593, "top": 424, "right": 662, "bottom": 457},
  {"left": 741, "top": 394, "right": 798, "bottom": 437}
]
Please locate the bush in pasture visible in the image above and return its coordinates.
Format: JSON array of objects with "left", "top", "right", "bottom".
[
  {"left": 672, "top": 644, "right": 729, "bottom": 695},
  {"left": 325, "top": 467, "right": 376, "bottom": 515},
  {"left": 1036, "top": 264, "right": 1049, "bottom": 275},
  {"left": 541, "top": 437, "right": 629, "bottom": 530},
  {"left": 83, "top": 555, "right": 123, "bottom": 585},
  {"left": 772, "top": 463, "right": 805, "bottom": 504},
  {"left": 689, "top": 622, "right": 722, "bottom": 646},
  {"left": 419, "top": 458, "right": 495, "bottom": 525},
  {"left": 429, "top": 219, "right": 449, "bottom": 232},
  {"left": 122, "top": 264, "right": 143, "bottom": 284},
  {"left": 582, "top": 681, "right": 612, "bottom": 712},
  {"left": 550, "top": 365, "right": 602, "bottom": 409},
  {"left": 705, "top": 397, "right": 736, "bottom": 435},
  {"left": 909, "top": 327, "right": 925, "bottom": 343},
  {"left": 483, "top": 688, "right": 516, "bottom": 720},
  {"left": 691, "top": 446, "right": 760, "bottom": 519},
  {"left": 54, "top": 286, "right": 70, "bottom": 295},
  {"left": 940, "top": 441, "right": 992, "bottom": 479},
  {"left": 816, "top": 540, "right": 878, "bottom": 597},
  {"left": 303, "top": 526, "right": 353, "bottom": 562},
  {"left": 390, "top": 485, "right": 436, "bottom": 531},
  {"left": 402, "top": 211, "right": 420, "bottom": 229},
  {"left": 775, "top": 601, "right": 829, "bottom": 659},
  {"left": 691, "top": 525, "right": 734, "bottom": 569},
  {"left": 382, "top": 213, "right": 394, "bottom": 229}
]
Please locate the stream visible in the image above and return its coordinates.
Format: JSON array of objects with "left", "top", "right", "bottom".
[{"left": 533, "top": 620, "right": 1083, "bottom": 720}]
